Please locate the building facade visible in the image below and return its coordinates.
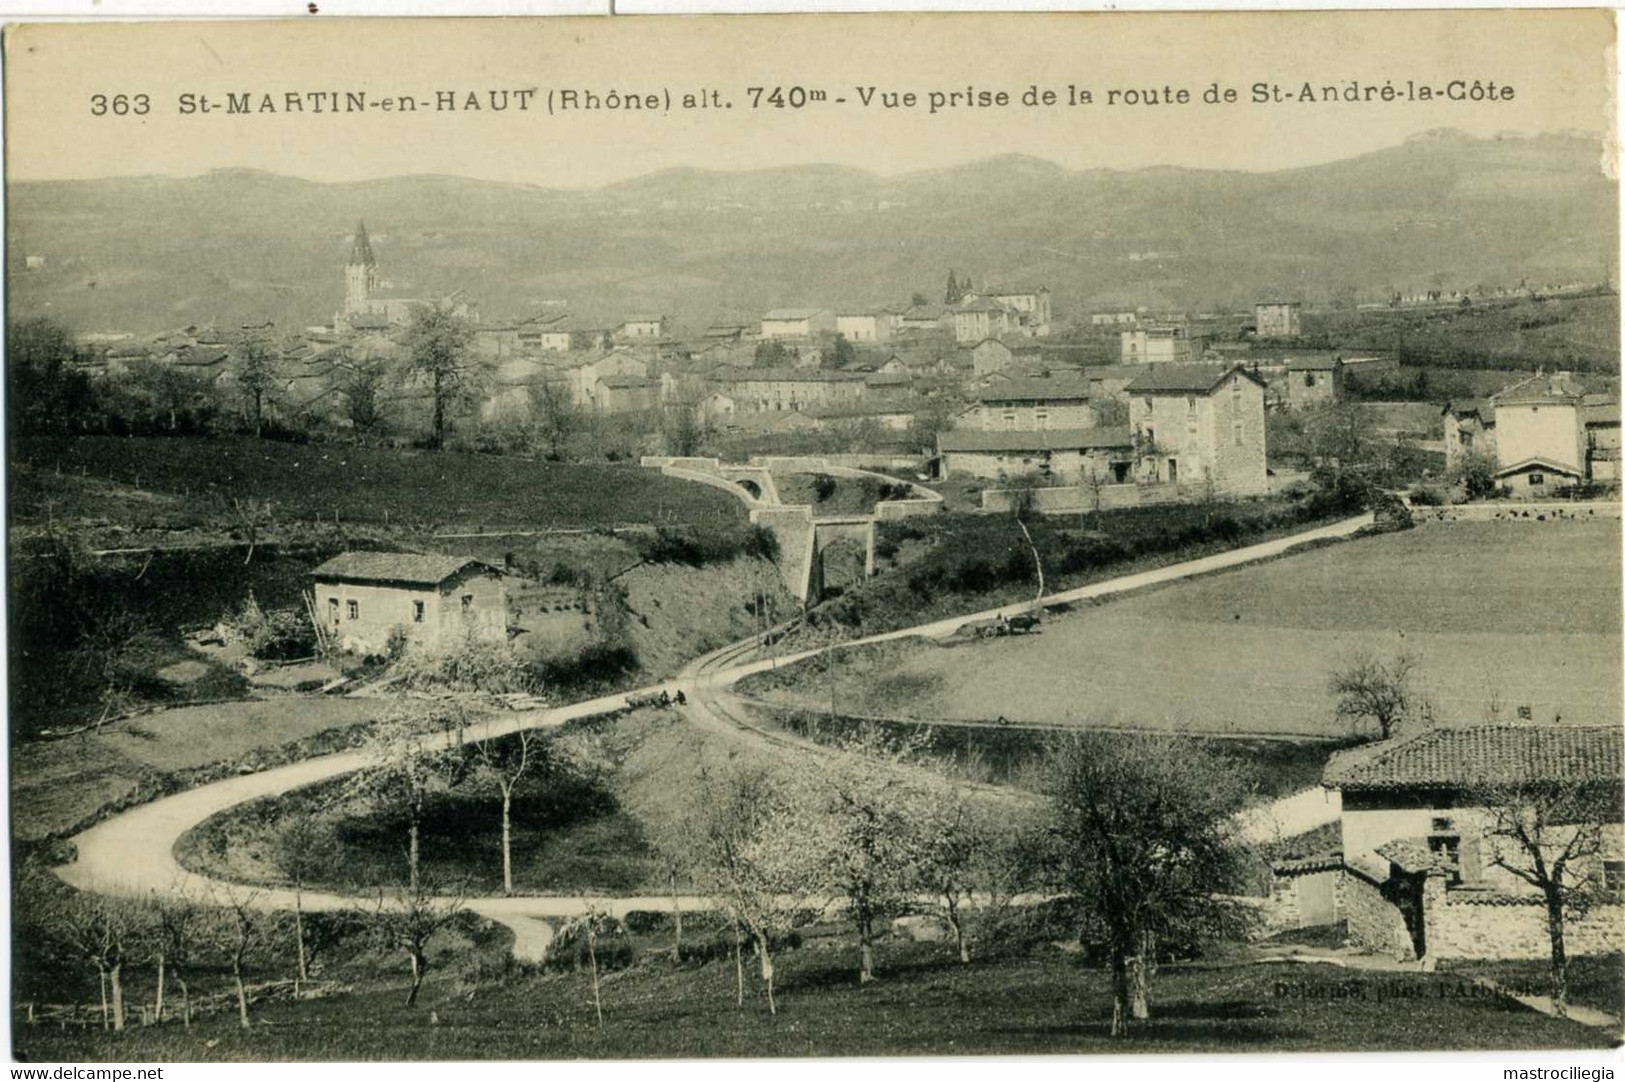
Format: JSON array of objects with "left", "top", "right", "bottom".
[
  {"left": 311, "top": 552, "right": 508, "bottom": 657},
  {"left": 1124, "top": 364, "right": 1268, "bottom": 495},
  {"left": 760, "top": 308, "right": 836, "bottom": 340},
  {"left": 1255, "top": 301, "right": 1302, "bottom": 338}
]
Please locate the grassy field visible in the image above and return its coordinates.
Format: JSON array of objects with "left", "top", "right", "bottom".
[
  {"left": 11, "top": 697, "right": 389, "bottom": 842},
  {"left": 12, "top": 435, "right": 748, "bottom": 530},
  {"left": 750, "top": 519, "right": 1622, "bottom": 738},
  {"left": 16, "top": 943, "right": 1613, "bottom": 1060}
]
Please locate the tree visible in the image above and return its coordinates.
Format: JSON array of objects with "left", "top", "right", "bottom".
[
  {"left": 69, "top": 607, "right": 163, "bottom": 732},
  {"left": 910, "top": 292, "right": 930, "bottom": 309},
  {"left": 682, "top": 759, "right": 810, "bottom": 1013},
  {"left": 828, "top": 333, "right": 857, "bottom": 371},
  {"left": 1449, "top": 449, "right": 1499, "bottom": 501},
  {"left": 659, "top": 395, "right": 705, "bottom": 458},
  {"left": 529, "top": 379, "right": 582, "bottom": 460},
  {"left": 270, "top": 810, "right": 338, "bottom": 994},
  {"left": 372, "top": 875, "right": 466, "bottom": 1008},
  {"left": 7, "top": 317, "right": 94, "bottom": 435},
  {"left": 806, "top": 730, "right": 928, "bottom": 984},
  {"left": 235, "top": 328, "right": 279, "bottom": 438},
  {"left": 149, "top": 885, "right": 201, "bottom": 1027},
  {"left": 558, "top": 899, "right": 614, "bottom": 1028},
  {"left": 346, "top": 700, "right": 474, "bottom": 890},
  {"left": 1092, "top": 395, "right": 1128, "bottom": 428},
  {"left": 913, "top": 780, "right": 996, "bottom": 964},
  {"left": 753, "top": 340, "right": 790, "bottom": 368},
  {"left": 1330, "top": 651, "right": 1428, "bottom": 741},
  {"left": 206, "top": 886, "right": 266, "bottom": 1029},
  {"left": 344, "top": 357, "right": 388, "bottom": 435},
  {"left": 1470, "top": 776, "right": 1622, "bottom": 1017},
  {"left": 54, "top": 892, "right": 136, "bottom": 1031},
  {"left": 1044, "top": 733, "right": 1254, "bottom": 1036},
  {"left": 471, "top": 725, "right": 547, "bottom": 895},
  {"left": 404, "top": 304, "right": 481, "bottom": 450}
]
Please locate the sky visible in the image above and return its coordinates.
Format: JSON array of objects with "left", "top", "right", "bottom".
[{"left": 3, "top": 10, "right": 1616, "bottom": 187}]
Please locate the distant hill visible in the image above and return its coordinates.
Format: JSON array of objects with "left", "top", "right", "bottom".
[{"left": 6, "top": 129, "right": 1616, "bottom": 336}]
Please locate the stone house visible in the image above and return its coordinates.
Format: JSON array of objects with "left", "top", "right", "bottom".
[
  {"left": 1279, "top": 355, "right": 1342, "bottom": 409},
  {"left": 983, "top": 286, "right": 1052, "bottom": 337},
  {"left": 1318, "top": 724, "right": 1623, "bottom": 962},
  {"left": 937, "top": 426, "right": 1133, "bottom": 484},
  {"left": 567, "top": 349, "right": 649, "bottom": 409},
  {"left": 1120, "top": 323, "right": 1208, "bottom": 364},
  {"left": 1442, "top": 399, "right": 1498, "bottom": 469},
  {"left": 1493, "top": 372, "right": 1590, "bottom": 496},
  {"left": 1124, "top": 364, "right": 1267, "bottom": 496},
  {"left": 707, "top": 366, "right": 866, "bottom": 412},
  {"left": 951, "top": 297, "right": 1019, "bottom": 344},
  {"left": 835, "top": 309, "right": 897, "bottom": 343},
  {"left": 1583, "top": 397, "right": 1621, "bottom": 483},
  {"left": 311, "top": 552, "right": 508, "bottom": 657},
  {"left": 957, "top": 373, "right": 1094, "bottom": 432},
  {"left": 618, "top": 315, "right": 668, "bottom": 340},
  {"left": 760, "top": 308, "right": 836, "bottom": 340},
  {"left": 1254, "top": 300, "right": 1302, "bottom": 338}
]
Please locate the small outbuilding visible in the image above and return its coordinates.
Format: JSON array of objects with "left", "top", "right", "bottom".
[{"left": 310, "top": 551, "right": 508, "bottom": 656}]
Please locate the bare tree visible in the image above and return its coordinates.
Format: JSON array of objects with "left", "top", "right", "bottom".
[
  {"left": 471, "top": 725, "right": 547, "bottom": 895},
  {"left": 54, "top": 892, "right": 134, "bottom": 1031},
  {"left": 150, "top": 885, "right": 200, "bottom": 1027},
  {"left": 1045, "top": 733, "right": 1254, "bottom": 1036},
  {"left": 559, "top": 899, "right": 615, "bottom": 1028},
  {"left": 371, "top": 876, "right": 466, "bottom": 1009},
  {"left": 207, "top": 886, "right": 266, "bottom": 1029},
  {"left": 1330, "top": 651, "right": 1428, "bottom": 741},
  {"left": 1470, "top": 776, "right": 1623, "bottom": 1017}
]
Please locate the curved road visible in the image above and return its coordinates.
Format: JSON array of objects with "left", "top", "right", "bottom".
[{"left": 55, "top": 512, "right": 1370, "bottom": 959}]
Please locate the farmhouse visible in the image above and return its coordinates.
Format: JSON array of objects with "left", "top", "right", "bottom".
[
  {"left": 618, "top": 315, "right": 668, "bottom": 340},
  {"left": 937, "top": 426, "right": 1133, "bottom": 484},
  {"left": 957, "top": 373, "right": 1093, "bottom": 432},
  {"left": 311, "top": 552, "right": 508, "bottom": 657},
  {"left": 982, "top": 286, "right": 1052, "bottom": 337},
  {"left": 1277, "top": 354, "right": 1343, "bottom": 409},
  {"left": 1492, "top": 372, "right": 1590, "bottom": 496},
  {"left": 1124, "top": 364, "right": 1267, "bottom": 495},
  {"left": 951, "top": 297, "right": 1019, "bottom": 344},
  {"left": 1120, "top": 322, "right": 1208, "bottom": 365},
  {"left": 708, "top": 366, "right": 867, "bottom": 412},
  {"left": 1319, "top": 724, "right": 1623, "bottom": 962},
  {"left": 836, "top": 309, "right": 897, "bottom": 343},
  {"left": 1254, "top": 300, "right": 1302, "bottom": 338},
  {"left": 1442, "top": 399, "right": 1497, "bottom": 468},
  {"left": 760, "top": 308, "right": 836, "bottom": 340}
]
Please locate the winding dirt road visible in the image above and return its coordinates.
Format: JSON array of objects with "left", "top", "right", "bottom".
[{"left": 54, "top": 512, "right": 1371, "bottom": 958}]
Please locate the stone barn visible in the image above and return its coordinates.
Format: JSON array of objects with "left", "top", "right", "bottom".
[{"left": 311, "top": 552, "right": 508, "bottom": 657}]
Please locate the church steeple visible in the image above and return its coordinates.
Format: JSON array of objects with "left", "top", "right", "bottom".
[
  {"left": 348, "top": 220, "right": 377, "bottom": 267},
  {"left": 343, "top": 220, "right": 379, "bottom": 318}
]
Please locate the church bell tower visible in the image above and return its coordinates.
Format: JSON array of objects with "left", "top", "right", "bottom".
[{"left": 344, "top": 220, "right": 378, "bottom": 317}]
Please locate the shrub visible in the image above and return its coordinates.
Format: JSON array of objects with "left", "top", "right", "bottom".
[
  {"left": 811, "top": 473, "right": 838, "bottom": 501},
  {"left": 1408, "top": 483, "right": 1448, "bottom": 507},
  {"left": 390, "top": 636, "right": 537, "bottom": 693}
]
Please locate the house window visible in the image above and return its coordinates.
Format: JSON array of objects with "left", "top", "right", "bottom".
[
  {"left": 462, "top": 594, "right": 475, "bottom": 610},
  {"left": 1167, "top": 458, "right": 1179, "bottom": 484},
  {"left": 413, "top": 600, "right": 425, "bottom": 623},
  {"left": 1529, "top": 473, "right": 1545, "bottom": 486},
  {"left": 1428, "top": 818, "right": 1462, "bottom": 886},
  {"left": 1304, "top": 373, "right": 1317, "bottom": 388},
  {"left": 1233, "top": 421, "right": 1243, "bottom": 447},
  {"left": 347, "top": 600, "right": 359, "bottom": 621},
  {"left": 1035, "top": 410, "right": 1050, "bottom": 430},
  {"left": 1604, "top": 860, "right": 1623, "bottom": 897},
  {"left": 1003, "top": 412, "right": 1018, "bottom": 429},
  {"left": 1186, "top": 396, "right": 1197, "bottom": 414},
  {"left": 1142, "top": 396, "right": 1153, "bottom": 412}
]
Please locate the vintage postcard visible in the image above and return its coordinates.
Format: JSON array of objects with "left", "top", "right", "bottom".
[{"left": 4, "top": 10, "right": 1622, "bottom": 1068}]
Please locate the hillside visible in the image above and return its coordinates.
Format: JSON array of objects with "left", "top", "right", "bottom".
[{"left": 6, "top": 130, "right": 1614, "bottom": 335}]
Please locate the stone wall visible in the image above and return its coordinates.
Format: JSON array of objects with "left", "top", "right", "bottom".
[
  {"left": 1269, "top": 865, "right": 1344, "bottom": 931},
  {"left": 1423, "top": 880, "right": 1625, "bottom": 961},
  {"left": 1342, "top": 867, "right": 1417, "bottom": 961}
]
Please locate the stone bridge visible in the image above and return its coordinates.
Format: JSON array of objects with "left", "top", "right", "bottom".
[{"left": 641, "top": 455, "right": 943, "bottom": 604}]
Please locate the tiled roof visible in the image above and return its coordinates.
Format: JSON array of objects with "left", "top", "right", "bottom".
[
  {"left": 1583, "top": 399, "right": 1621, "bottom": 426},
  {"left": 1374, "top": 838, "right": 1453, "bottom": 875},
  {"left": 939, "top": 425, "right": 1132, "bottom": 454},
  {"left": 973, "top": 375, "right": 1092, "bottom": 403},
  {"left": 1443, "top": 399, "right": 1495, "bottom": 423},
  {"left": 762, "top": 308, "right": 828, "bottom": 322},
  {"left": 1495, "top": 372, "right": 1589, "bottom": 407},
  {"left": 1494, "top": 456, "right": 1583, "bottom": 480},
  {"left": 311, "top": 551, "right": 498, "bottom": 587},
  {"left": 1124, "top": 364, "right": 1262, "bottom": 394},
  {"left": 711, "top": 367, "right": 865, "bottom": 384},
  {"left": 1284, "top": 355, "right": 1342, "bottom": 372},
  {"left": 1323, "top": 724, "right": 1622, "bottom": 791},
  {"left": 1272, "top": 850, "right": 1344, "bottom": 876}
]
